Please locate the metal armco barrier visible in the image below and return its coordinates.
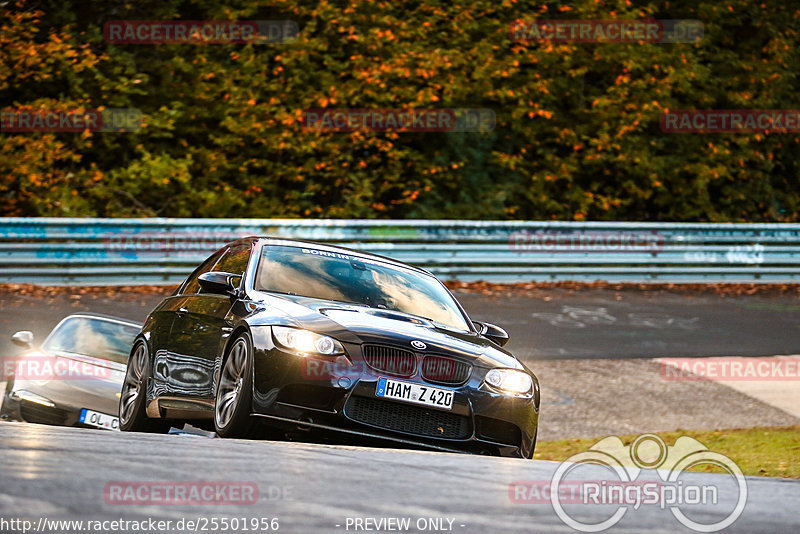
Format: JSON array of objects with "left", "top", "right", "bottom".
[{"left": 1, "top": 218, "right": 800, "bottom": 285}]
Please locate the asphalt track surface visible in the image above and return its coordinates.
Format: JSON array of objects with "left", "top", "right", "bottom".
[
  {"left": 1, "top": 289, "right": 799, "bottom": 533},
  {"left": 3, "top": 287, "right": 800, "bottom": 360},
  {"left": 2, "top": 288, "right": 800, "bottom": 441},
  {"left": 1, "top": 422, "right": 798, "bottom": 534},
  {"left": 458, "top": 289, "right": 800, "bottom": 360}
]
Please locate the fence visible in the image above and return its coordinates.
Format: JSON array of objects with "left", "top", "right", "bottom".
[{"left": 1, "top": 218, "right": 799, "bottom": 285}]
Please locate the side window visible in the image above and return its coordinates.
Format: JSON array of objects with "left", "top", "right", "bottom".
[
  {"left": 212, "top": 243, "right": 252, "bottom": 279},
  {"left": 180, "top": 249, "right": 225, "bottom": 295}
]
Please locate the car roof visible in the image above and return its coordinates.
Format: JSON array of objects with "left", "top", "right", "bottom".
[{"left": 248, "top": 237, "right": 435, "bottom": 277}]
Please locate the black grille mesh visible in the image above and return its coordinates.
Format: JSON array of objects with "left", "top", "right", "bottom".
[
  {"left": 421, "top": 355, "right": 471, "bottom": 385},
  {"left": 362, "top": 345, "right": 417, "bottom": 377},
  {"left": 345, "top": 395, "right": 470, "bottom": 439}
]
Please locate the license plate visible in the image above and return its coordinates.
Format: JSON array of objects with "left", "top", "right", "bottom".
[
  {"left": 376, "top": 377, "right": 454, "bottom": 410},
  {"left": 79, "top": 409, "right": 119, "bottom": 431}
]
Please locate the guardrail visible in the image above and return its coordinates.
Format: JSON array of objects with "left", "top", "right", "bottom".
[{"left": 1, "top": 218, "right": 799, "bottom": 285}]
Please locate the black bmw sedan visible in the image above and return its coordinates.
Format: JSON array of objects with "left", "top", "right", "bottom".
[{"left": 120, "top": 238, "right": 540, "bottom": 457}]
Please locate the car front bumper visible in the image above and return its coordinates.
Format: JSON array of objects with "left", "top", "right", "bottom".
[
  {"left": 1, "top": 389, "right": 119, "bottom": 430},
  {"left": 250, "top": 340, "right": 539, "bottom": 458}
]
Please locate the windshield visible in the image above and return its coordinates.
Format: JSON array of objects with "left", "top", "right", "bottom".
[
  {"left": 42, "top": 317, "right": 140, "bottom": 364},
  {"left": 255, "top": 245, "right": 471, "bottom": 331}
]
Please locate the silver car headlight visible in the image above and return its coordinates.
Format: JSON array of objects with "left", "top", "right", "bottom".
[
  {"left": 271, "top": 326, "right": 344, "bottom": 356},
  {"left": 10, "top": 389, "right": 56, "bottom": 407},
  {"left": 483, "top": 368, "right": 533, "bottom": 396}
]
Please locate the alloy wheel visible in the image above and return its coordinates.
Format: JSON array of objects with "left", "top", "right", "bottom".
[
  {"left": 120, "top": 343, "right": 146, "bottom": 425},
  {"left": 215, "top": 337, "right": 248, "bottom": 429}
]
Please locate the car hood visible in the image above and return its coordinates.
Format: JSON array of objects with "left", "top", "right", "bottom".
[{"left": 247, "top": 292, "right": 522, "bottom": 370}]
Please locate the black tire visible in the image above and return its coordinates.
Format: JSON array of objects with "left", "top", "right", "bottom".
[
  {"left": 214, "top": 332, "right": 256, "bottom": 438},
  {"left": 119, "top": 340, "right": 171, "bottom": 433}
]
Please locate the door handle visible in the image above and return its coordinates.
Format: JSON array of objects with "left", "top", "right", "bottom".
[{"left": 176, "top": 307, "right": 188, "bottom": 316}]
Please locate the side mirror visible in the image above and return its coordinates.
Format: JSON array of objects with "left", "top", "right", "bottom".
[
  {"left": 11, "top": 330, "right": 34, "bottom": 349},
  {"left": 474, "top": 321, "right": 509, "bottom": 347},
  {"left": 198, "top": 271, "right": 238, "bottom": 295}
]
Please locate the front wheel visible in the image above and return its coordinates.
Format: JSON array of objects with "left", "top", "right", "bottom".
[
  {"left": 215, "top": 332, "right": 256, "bottom": 438},
  {"left": 119, "top": 340, "right": 171, "bottom": 433}
]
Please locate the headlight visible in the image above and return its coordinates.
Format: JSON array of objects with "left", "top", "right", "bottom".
[
  {"left": 484, "top": 368, "right": 533, "bottom": 396},
  {"left": 272, "top": 326, "right": 344, "bottom": 356},
  {"left": 11, "top": 390, "right": 55, "bottom": 407}
]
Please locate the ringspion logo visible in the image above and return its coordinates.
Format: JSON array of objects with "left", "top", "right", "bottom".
[{"left": 511, "top": 434, "right": 746, "bottom": 532}]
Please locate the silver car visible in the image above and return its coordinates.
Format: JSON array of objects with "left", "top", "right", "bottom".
[{"left": 1, "top": 313, "right": 140, "bottom": 430}]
